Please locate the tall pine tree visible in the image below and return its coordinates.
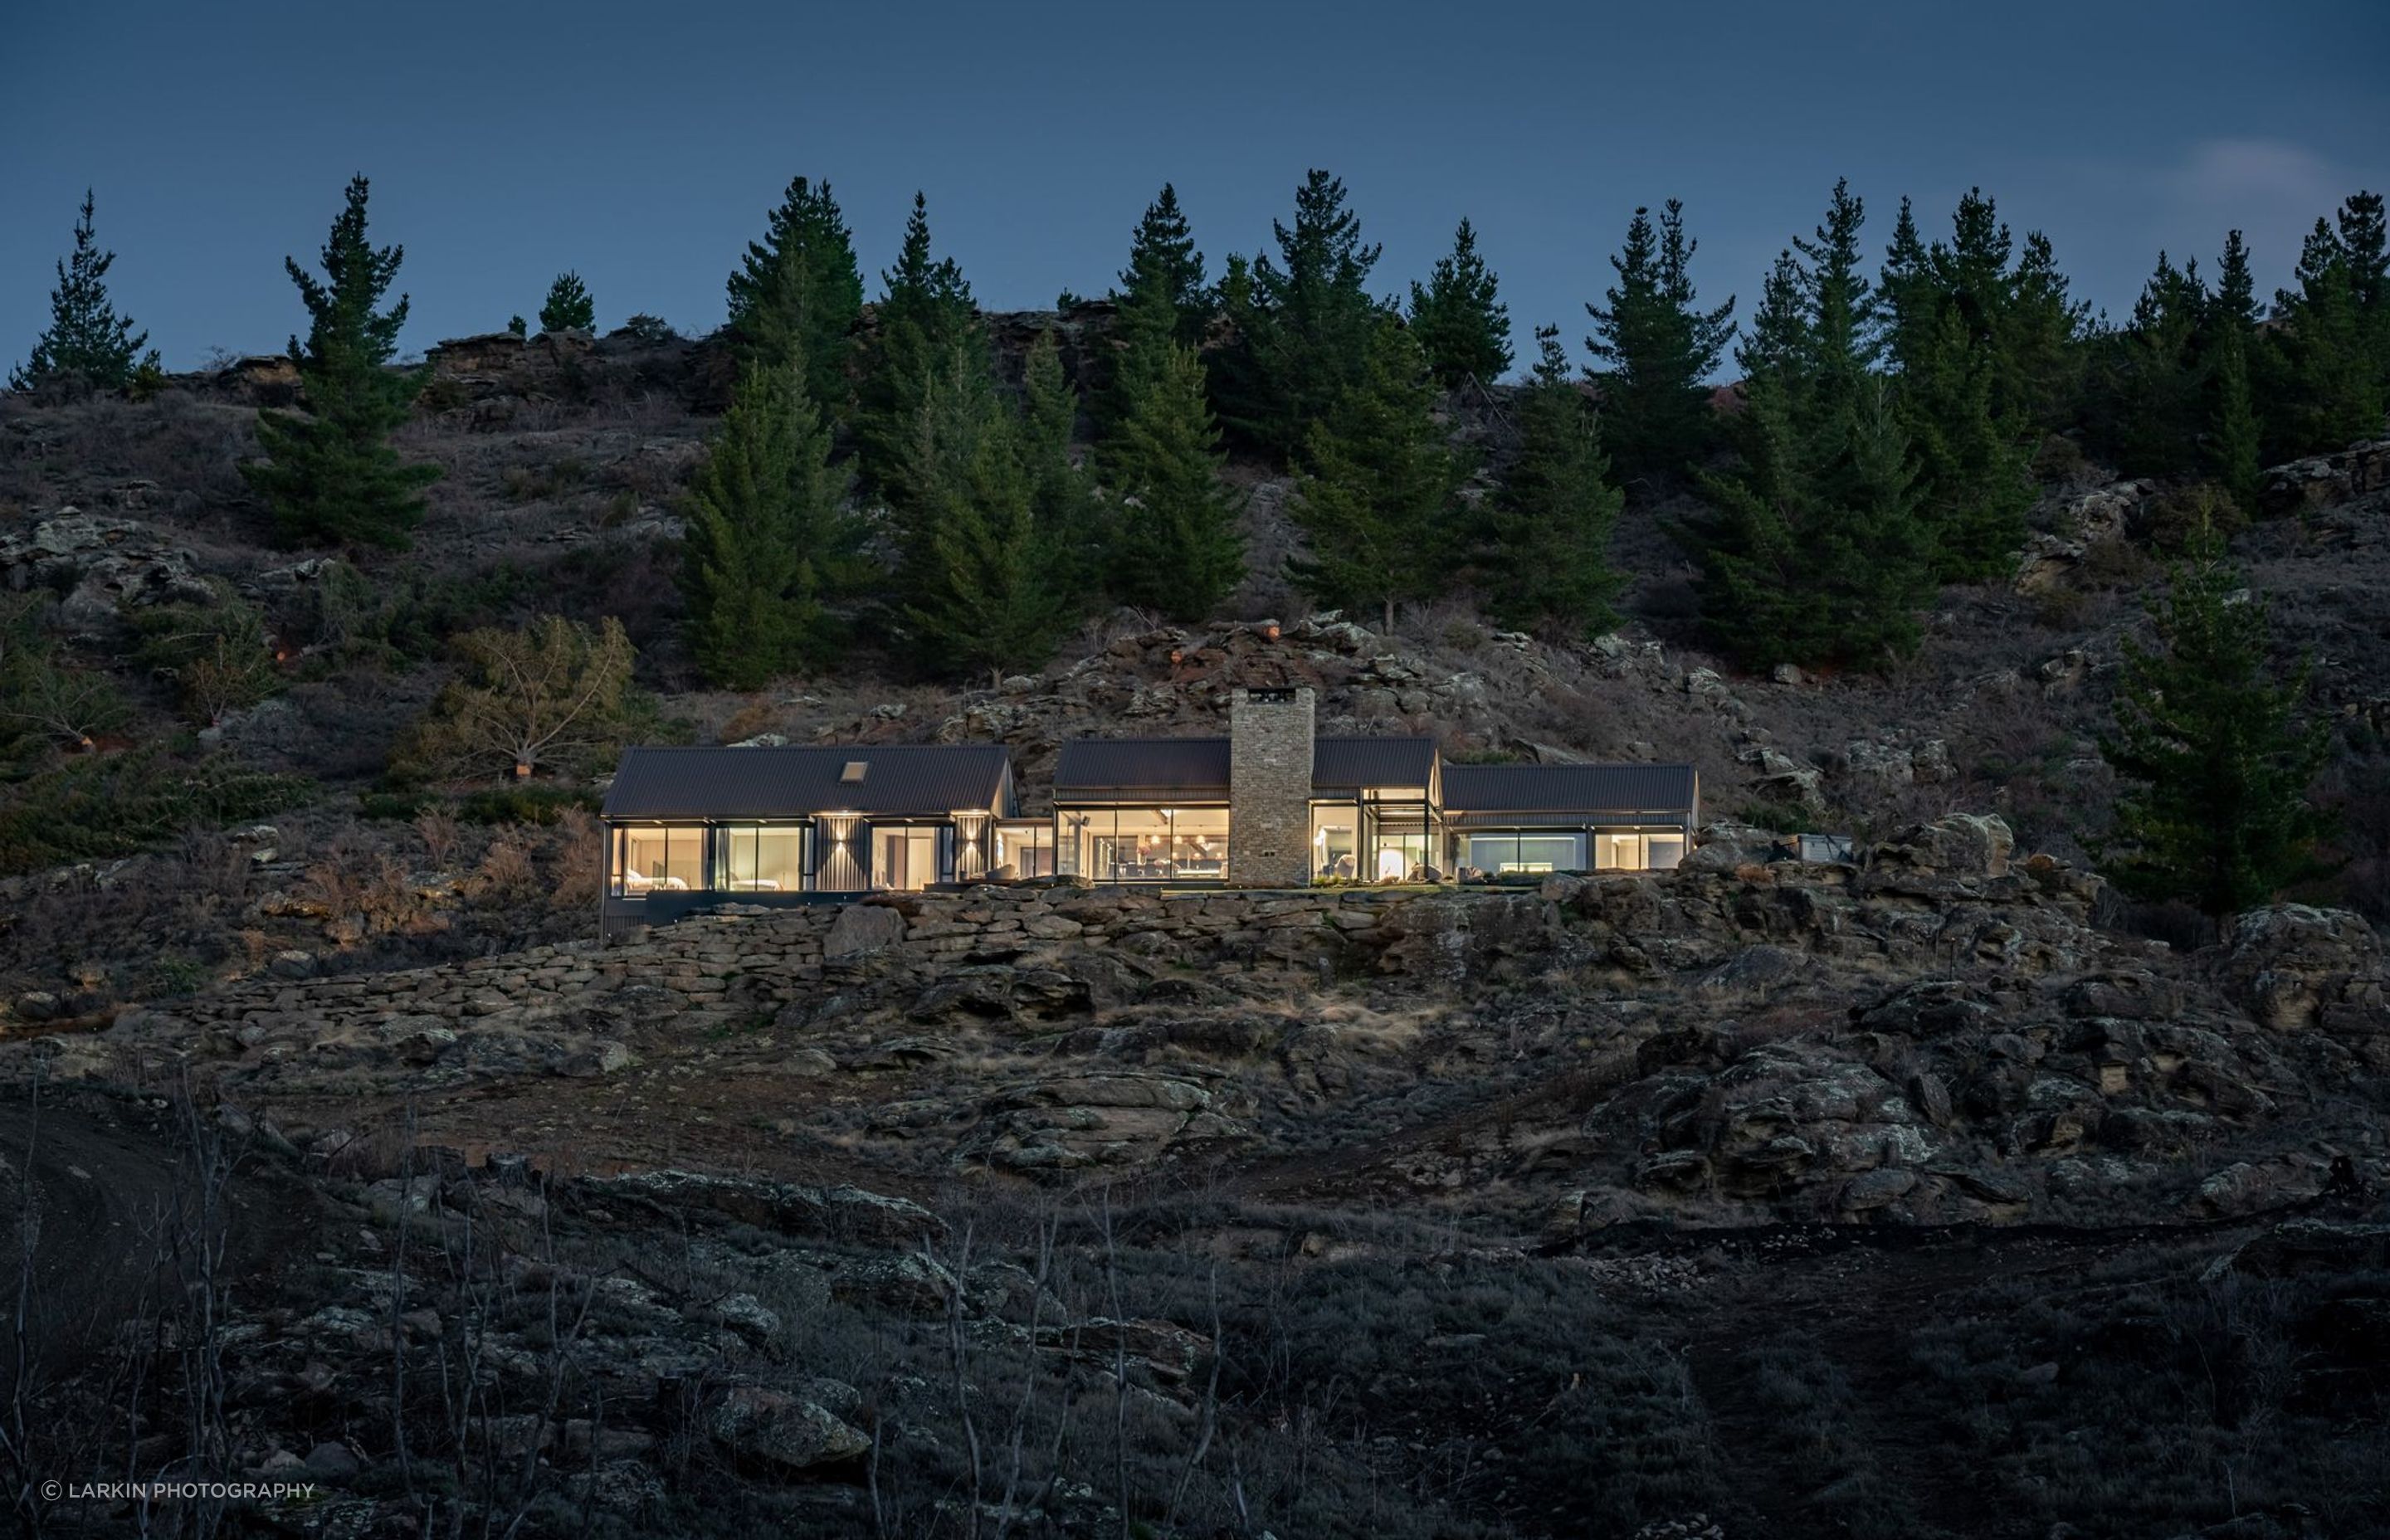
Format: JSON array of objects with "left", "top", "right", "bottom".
[
  {"left": 2270, "top": 192, "right": 2390, "bottom": 457},
  {"left": 1479, "top": 326, "right": 1623, "bottom": 636},
  {"left": 1212, "top": 169, "right": 1388, "bottom": 461},
  {"left": 240, "top": 176, "right": 441, "bottom": 549},
  {"left": 897, "top": 352, "right": 1074, "bottom": 680},
  {"left": 1285, "top": 318, "right": 1462, "bottom": 632},
  {"left": 854, "top": 192, "right": 983, "bottom": 505},
  {"left": 2100, "top": 251, "right": 2211, "bottom": 480},
  {"left": 1681, "top": 181, "right": 1933, "bottom": 670},
  {"left": 2098, "top": 518, "right": 2332, "bottom": 919},
  {"left": 1407, "top": 217, "right": 1512, "bottom": 388},
  {"left": 9, "top": 191, "right": 158, "bottom": 396},
  {"left": 1877, "top": 192, "right": 2036, "bottom": 582},
  {"left": 1584, "top": 200, "right": 1737, "bottom": 486},
  {"left": 724, "top": 176, "right": 864, "bottom": 413},
  {"left": 1101, "top": 182, "right": 1212, "bottom": 432},
  {"left": 1097, "top": 339, "right": 1245, "bottom": 621},
  {"left": 1110, "top": 183, "right": 1210, "bottom": 348},
  {"left": 2207, "top": 231, "right": 2264, "bottom": 511},
  {"left": 679, "top": 362, "right": 866, "bottom": 689},
  {"left": 1018, "top": 327, "right": 1105, "bottom": 610}
]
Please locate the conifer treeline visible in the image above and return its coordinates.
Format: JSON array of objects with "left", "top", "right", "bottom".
[{"left": 12, "top": 173, "right": 2388, "bottom": 682}]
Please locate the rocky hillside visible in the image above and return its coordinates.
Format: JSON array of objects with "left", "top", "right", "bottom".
[
  {"left": 4, "top": 815, "right": 2387, "bottom": 1536},
  {"left": 1, "top": 325, "right": 2388, "bottom": 1537}
]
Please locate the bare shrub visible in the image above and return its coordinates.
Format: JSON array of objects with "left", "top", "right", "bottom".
[
  {"left": 413, "top": 806, "right": 462, "bottom": 870},
  {"left": 470, "top": 835, "right": 538, "bottom": 904}
]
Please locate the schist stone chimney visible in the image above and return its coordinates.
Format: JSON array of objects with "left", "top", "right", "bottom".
[{"left": 1229, "top": 685, "right": 1314, "bottom": 887}]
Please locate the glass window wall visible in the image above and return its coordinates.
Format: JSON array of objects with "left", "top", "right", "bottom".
[
  {"left": 1466, "top": 832, "right": 1588, "bottom": 876},
  {"left": 615, "top": 826, "right": 706, "bottom": 894},
  {"left": 715, "top": 826, "right": 806, "bottom": 892},
  {"left": 994, "top": 821, "right": 1055, "bottom": 880},
  {"left": 1056, "top": 807, "right": 1231, "bottom": 882},
  {"left": 873, "top": 826, "right": 942, "bottom": 891}
]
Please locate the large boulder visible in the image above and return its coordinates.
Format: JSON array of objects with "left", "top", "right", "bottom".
[
  {"left": 0, "top": 512, "right": 217, "bottom": 626},
  {"left": 708, "top": 1385, "right": 868, "bottom": 1473},
  {"left": 2014, "top": 480, "right": 2149, "bottom": 592},
  {"left": 2221, "top": 905, "right": 2389, "bottom": 1055},
  {"left": 823, "top": 902, "right": 907, "bottom": 958},
  {"left": 2259, "top": 438, "right": 2390, "bottom": 519},
  {"left": 1872, "top": 814, "right": 2014, "bottom": 880}
]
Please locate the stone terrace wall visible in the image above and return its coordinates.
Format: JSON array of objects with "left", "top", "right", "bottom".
[{"left": 153, "top": 884, "right": 1441, "bottom": 1040}]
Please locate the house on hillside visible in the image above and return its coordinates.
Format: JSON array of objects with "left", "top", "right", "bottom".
[{"left": 598, "top": 687, "right": 1698, "bottom": 934}]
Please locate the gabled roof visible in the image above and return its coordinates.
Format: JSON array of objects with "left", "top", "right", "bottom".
[
  {"left": 1054, "top": 733, "right": 1442, "bottom": 802},
  {"left": 1054, "top": 738, "right": 1232, "bottom": 801},
  {"left": 602, "top": 744, "right": 1012, "bottom": 821},
  {"left": 1441, "top": 763, "right": 1699, "bottom": 819},
  {"left": 1312, "top": 736, "right": 1437, "bottom": 792}
]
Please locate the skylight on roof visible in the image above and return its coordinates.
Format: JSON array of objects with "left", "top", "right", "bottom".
[{"left": 841, "top": 761, "right": 868, "bottom": 783}]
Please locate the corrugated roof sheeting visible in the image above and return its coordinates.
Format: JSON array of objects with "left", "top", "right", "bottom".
[
  {"left": 1053, "top": 738, "right": 1233, "bottom": 799},
  {"left": 1441, "top": 762, "right": 1698, "bottom": 816},
  {"left": 1311, "top": 736, "right": 1438, "bottom": 790},
  {"left": 602, "top": 745, "right": 1012, "bottom": 820}
]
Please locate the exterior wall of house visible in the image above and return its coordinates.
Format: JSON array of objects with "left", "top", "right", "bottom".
[{"left": 1229, "top": 687, "right": 1315, "bottom": 887}]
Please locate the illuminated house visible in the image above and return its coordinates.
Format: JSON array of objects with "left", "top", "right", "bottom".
[{"left": 598, "top": 687, "right": 1698, "bottom": 931}]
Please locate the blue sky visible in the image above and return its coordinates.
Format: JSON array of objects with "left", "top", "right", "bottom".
[{"left": 4, "top": 0, "right": 2385, "bottom": 376}]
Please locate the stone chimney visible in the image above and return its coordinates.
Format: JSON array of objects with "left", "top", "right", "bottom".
[{"left": 1229, "top": 686, "right": 1314, "bottom": 887}]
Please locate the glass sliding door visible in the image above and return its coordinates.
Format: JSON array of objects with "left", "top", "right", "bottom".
[
  {"left": 995, "top": 821, "right": 1055, "bottom": 879},
  {"left": 872, "top": 826, "right": 940, "bottom": 891},
  {"left": 1311, "top": 804, "right": 1358, "bottom": 881}
]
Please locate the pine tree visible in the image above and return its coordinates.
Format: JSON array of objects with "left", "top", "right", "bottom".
[
  {"left": 1110, "top": 183, "right": 1210, "bottom": 348},
  {"left": 1212, "top": 169, "right": 1388, "bottom": 460},
  {"left": 9, "top": 191, "right": 159, "bottom": 396},
  {"left": 1877, "top": 192, "right": 2034, "bottom": 582},
  {"left": 2207, "top": 231, "right": 2264, "bottom": 511},
  {"left": 898, "top": 366, "right": 1073, "bottom": 680},
  {"left": 1480, "top": 326, "right": 1622, "bottom": 636},
  {"left": 539, "top": 270, "right": 595, "bottom": 334},
  {"left": 1018, "top": 327, "right": 1104, "bottom": 609},
  {"left": 2000, "top": 230, "right": 2090, "bottom": 436},
  {"left": 1285, "top": 319, "right": 1461, "bottom": 632},
  {"left": 854, "top": 192, "right": 983, "bottom": 504},
  {"left": 2098, "top": 517, "right": 2332, "bottom": 919},
  {"left": 240, "top": 175, "right": 441, "bottom": 549},
  {"left": 724, "top": 175, "right": 864, "bottom": 412},
  {"left": 679, "top": 362, "right": 866, "bottom": 689},
  {"left": 1584, "top": 200, "right": 1738, "bottom": 486},
  {"left": 1097, "top": 339, "right": 1245, "bottom": 621},
  {"left": 1681, "top": 181, "right": 1933, "bottom": 670},
  {"left": 2270, "top": 192, "right": 2390, "bottom": 457},
  {"left": 2105, "top": 251, "right": 2212, "bottom": 479},
  {"left": 1407, "top": 217, "right": 1512, "bottom": 389}
]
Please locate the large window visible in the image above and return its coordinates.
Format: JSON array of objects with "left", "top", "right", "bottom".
[
  {"left": 873, "top": 826, "right": 942, "bottom": 891},
  {"left": 715, "top": 826, "right": 805, "bottom": 892},
  {"left": 1059, "top": 807, "right": 1231, "bottom": 882},
  {"left": 995, "top": 821, "right": 1055, "bottom": 880},
  {"left": 615, "top": 826, "right": 705, "bottom": 895},
  {"left": 1466, "top": 832, "right": 1588, "bottom": 876},
  {"left": 1595, "top": 830, "right": 1686, "bottom": 871}
]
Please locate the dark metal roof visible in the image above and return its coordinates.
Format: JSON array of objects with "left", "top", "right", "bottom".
[
  {"left": 1053, "top": 738, "right": 1232, "bottom": 801},
  {"left": 1441, "top": 763, "right": 1699, "bottom": 820},
  {"left": 1055, "top": 733, "right": 1442, "bottom": 802},
  {"left": 1312, "top": 736, "right": 1438, "bottom": 791},
  {"left": 602, "top": 744, "right": 1013, "bottom": 821}
]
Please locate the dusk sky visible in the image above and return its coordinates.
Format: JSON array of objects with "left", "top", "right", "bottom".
[{"left": 5, "top": 0, "right": 2386, "bottom": 377}]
